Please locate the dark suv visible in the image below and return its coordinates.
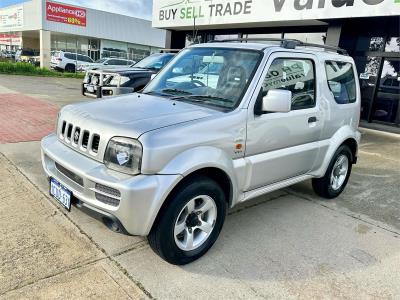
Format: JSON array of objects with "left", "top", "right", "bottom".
[{"left": 82, "top": 53, "right": 176, "bottom": 98}]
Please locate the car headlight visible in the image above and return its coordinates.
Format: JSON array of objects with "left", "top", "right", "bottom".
[{"left": 104, "top": 137, "right": 142, "bottom": 175}]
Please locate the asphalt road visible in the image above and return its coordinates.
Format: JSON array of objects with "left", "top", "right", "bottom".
[{"left": 0, "top": 74, "right": 399, "bottom": 299}]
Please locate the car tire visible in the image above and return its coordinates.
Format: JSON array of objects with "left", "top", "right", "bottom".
[
  {"left": 65, "top": 64, "right": 75, "bottom": 73},
  {"left": 147, "top": 176, "right": 227, "bottom": 265},
  {"left": 312, "top": 145, "right": 353, "bottom": 199}
]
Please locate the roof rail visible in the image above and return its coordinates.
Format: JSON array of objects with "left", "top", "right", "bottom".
[{"left": 208, "top": 38, "right": 348, "bottom": 55}]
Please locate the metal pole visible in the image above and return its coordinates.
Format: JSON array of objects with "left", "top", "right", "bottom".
[{"left": 75, "top": 36, "right": 78, "bottom": 73}]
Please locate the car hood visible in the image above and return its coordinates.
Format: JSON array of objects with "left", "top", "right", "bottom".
[
  {"left": 100, "top": 67, "right": 154, "bottom": 75},
  {"left": 60, "top": 93, "right": 219, "bottom": 139}
]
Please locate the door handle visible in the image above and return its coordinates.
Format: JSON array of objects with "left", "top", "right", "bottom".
[{"left": 308, "top": 116, "right": 318, "bottom": 123}]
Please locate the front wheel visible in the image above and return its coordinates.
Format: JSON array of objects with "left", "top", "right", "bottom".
[
  {"left": 147, "top": 176, "right": 227, "bottom": 265},
  {"left": 312, "top": 145, "right": 353, "bottom": 199}
]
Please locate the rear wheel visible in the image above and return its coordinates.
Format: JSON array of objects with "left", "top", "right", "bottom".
[
  {"left": 147, "top": 176, "right": 226, "bottom": 265},
  {"left": 312, "top": 145, "right": 353, "bottom": 199},
  {"left": 64, "top": 64, "right": 75, "bottom": 73}
]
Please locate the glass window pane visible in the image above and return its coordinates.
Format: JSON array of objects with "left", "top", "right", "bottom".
[
  {"left": 325, "top": 61, "right": 357, "bottom": 104},
  {"left": 284, "top": 32, "right": 326, "bottom": 45},
  {"left": 372, "top": 59, "right": 400, "bottom": 123},
  {"left": 385, "top": 37, "right": 400, "bottom": 52},
  {"left": 262, "top": 58, "right": 316, "bottom": 110}
]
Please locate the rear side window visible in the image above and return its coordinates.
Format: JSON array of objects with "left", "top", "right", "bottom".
[
  {"left": 261, "top": 58, "right": 316, "bottom": 110},
  {"left": 325, "top": 61, "right": 356, "bottom": 104},
  {"left": 64, "top": 53, "right": 76, "bottom": 60}
]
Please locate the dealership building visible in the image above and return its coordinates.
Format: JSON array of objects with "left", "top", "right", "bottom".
[
  {"left": 153, "top": 0, "right": 400, "bottom": 128},
  {"left": 0, "top": 0, "right": 167, "bottom": 67}
]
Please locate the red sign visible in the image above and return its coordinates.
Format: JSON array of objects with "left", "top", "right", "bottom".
[
  {"left": 0, "top": 33, "right": 21, "bottom": 45},
  {"left": 46, "top": 1, "right": 86, "bottom": 27}
]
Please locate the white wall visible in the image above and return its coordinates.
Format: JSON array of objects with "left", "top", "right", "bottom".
[
  {"left": 42, "top": 0, "right": 167, "bottom": 48},
  {"left": 0, "top": 0, "right": 42, "bottom": 33}
]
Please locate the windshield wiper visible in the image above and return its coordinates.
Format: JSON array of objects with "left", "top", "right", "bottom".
[
  {"left": 184, "top": 95, "right": 233, "bottom": 103},
  {"left": 161, "top": 88, "right": 193, "bottom": 96}
]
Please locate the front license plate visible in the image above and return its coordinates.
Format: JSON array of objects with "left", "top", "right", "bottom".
[
  {"left": 50, "top": 178, "right": 72, "bottom": 211},
  {"left": 86, "top": 85, "right": 95, "bottom": 93}
]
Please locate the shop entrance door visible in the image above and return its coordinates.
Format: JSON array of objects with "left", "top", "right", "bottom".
[
  {"left": 88, "top": 39, "right": 100, "bottom": 61},
  {"left": 370, "top": 58, "right": 400, "bottom": 125}
]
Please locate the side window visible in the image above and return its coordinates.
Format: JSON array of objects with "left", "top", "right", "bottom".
[
  {"left": 107, "top": 59, "right": 119, "bottom": 65},
  {"left": 325, "top": 61, "right": 356, "bottom": 104},
  {"left": 77, "top": 54, "right": 84, "bottom": 62},
  {"left": 82, "top": 55, "right": 93, "bottom": 63},
  {"left": 65, "top": 53, "right": 76, "bottom": 60},
  {"left": 261, "top": 58, "right": 316, "bottom": 110}
]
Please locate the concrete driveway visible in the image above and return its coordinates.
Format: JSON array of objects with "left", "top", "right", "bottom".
[{"left": 0, "top": 74, "right": 399, "bottom": 299}]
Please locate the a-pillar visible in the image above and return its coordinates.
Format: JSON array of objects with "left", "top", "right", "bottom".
[{"left": 40, "top": 29, "right": 51, "bottom": 69}]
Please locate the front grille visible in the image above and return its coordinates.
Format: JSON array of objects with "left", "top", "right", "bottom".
[
  {"left": 95, "top": 193, "right": 120, "bottom": 207},
  {"left": 82, "top": 131, "right": 89, "bottom": 148},
  {"left": 59, "top": 120, "right": 100, "bottom": 156},
  {"left": 61, "top": 121, "right": 66, "bottom": 135},
  {"left": 94, "top": 183, "right": 121, "bottom": 207},
  {"left": 92, "top": 134, "right": 100, "bottom": 153},
  {"left": 55, "top": 162, "right": 84, "bottom": 186},
  {"left": 88, "top": 73, "right": 100, "bottom": 86},
  {"left": 95, "top": 183, "right": 121, "bottom": 197},
  {"left": 67, "top": 124, "right": 73, "bottom": 139}
]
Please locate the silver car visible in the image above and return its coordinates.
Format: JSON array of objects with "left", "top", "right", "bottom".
[{"left": 41, "top": 39, "right": 361, "bottom": 265}]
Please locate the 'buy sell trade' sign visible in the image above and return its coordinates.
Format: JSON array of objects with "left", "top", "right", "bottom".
[{"left": 46, "top": 1, "right": 86, "bottom": 27}]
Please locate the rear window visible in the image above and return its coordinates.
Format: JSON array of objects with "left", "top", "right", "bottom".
[{"left": 325, "top": 61, "right": 357, "bottom": 104}]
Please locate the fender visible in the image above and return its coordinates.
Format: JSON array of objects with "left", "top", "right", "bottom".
[
  {"left": 311, "top": 125, "right": 361, "bottom": 178},
  {"left": 158, "top": 146, "right": 240, "bottom": 206}
]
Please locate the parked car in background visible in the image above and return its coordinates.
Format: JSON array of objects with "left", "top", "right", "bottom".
[
  {"left": 15, "top": 49, "right": 40, "bottom": 65},
  {"left": 77, "top": 58, "right": 136, "bottom": 72},
  {"left": 1, "top": 50, "right": 15, "bottom": 59},
  {"left": 51, "top": 51, "right": 94, "bottom": 72},
  {"left": 42, "top": 39, "right": 361, "bottom": 265},
  {"left": 82, "top": 52, "right": 176, "bottom": 98}
]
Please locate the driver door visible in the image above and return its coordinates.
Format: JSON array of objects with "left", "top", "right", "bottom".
[{"left": 245, "top": 52, "right": 323, "bottom": 191}]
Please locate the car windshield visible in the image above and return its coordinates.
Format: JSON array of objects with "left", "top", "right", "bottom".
[
  {"left": 132, "top": 54, "right": 173, "bottom": 70},
  {"left": 143, "top": 47, "right": 262, "bottom": 110},
  {"left": 96, "top": 59, "right": 107, "bottom": 63}
]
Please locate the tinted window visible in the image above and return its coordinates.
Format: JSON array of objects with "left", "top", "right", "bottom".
[
  {"left": 325, "top": 61, "right": 356, "bottom": 104},
  {"left": 134, "top": 54, "right": 175, "bottom": 70},
  {"left": 78, "top": 55, "right": 93, "bottom": 63},
  {"left": 108, "top": 59, "right": 128, "bottom": 65},
  {"left": 261, "top": 58, "right": 316, "bottom": 110},
  {"left": 64, "top": 53, "right": 76, "bottom": 60}
]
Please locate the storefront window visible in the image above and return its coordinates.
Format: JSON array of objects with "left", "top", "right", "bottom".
[
  {"left": 128, "top": 43, "right": 151, "bottom": 61},
  {"left": 369, "top": 37, "right": 385, "bottom": 52},
  {"left": 214, "top": 34, "right": 240, "bottom": 41},
  {"left": 371, "top": 59, "right": 400, "bottom": 124},
  {"left": 358, "top": 56, "right": 381, "bottom": 120},
  {"left": 243, "top": 33, "right": 283, "bottom": 43},
  {"left": 284, "top": 32, "right": 326, "bottom": 45},
  {"left": 385, "top": 37, "right": 400, "bottom": 52}
]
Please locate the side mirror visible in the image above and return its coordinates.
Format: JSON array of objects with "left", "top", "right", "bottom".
[
  {"left": 262, "top": 89, "right": 292, "bottom": 113},
  {"left": 104, "top": 62, "right": 109, "bottom": 65},
  {"left": 150, "top": 74, "right": 157, "bottom": 80}
]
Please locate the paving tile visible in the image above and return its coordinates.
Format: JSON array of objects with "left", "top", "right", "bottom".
[{"left": 0, "top": 93, "right": 58, "bottom": 144}]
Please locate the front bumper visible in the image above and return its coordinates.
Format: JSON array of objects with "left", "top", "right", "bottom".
[
  {"left": 82, "top": 83, "right": 134, "bottom": 98},
  {"left": 41, "top": 134, "right": 182, "bottom": 236}
]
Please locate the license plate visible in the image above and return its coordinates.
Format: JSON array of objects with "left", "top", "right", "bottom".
[
  {"left": 50, "top": 178, "right": 72, "bottom": 211},
  {"left": 87, "top": 85, "right": 95, "bottom": 93}
]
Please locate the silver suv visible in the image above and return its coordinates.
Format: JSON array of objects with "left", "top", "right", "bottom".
[{"left": 41, "top": 39, "right": 361, "bottom": 265}]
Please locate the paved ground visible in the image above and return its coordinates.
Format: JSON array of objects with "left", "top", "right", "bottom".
[{"left": 1, "top": 74, "right": 400, "bottom": 299}]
